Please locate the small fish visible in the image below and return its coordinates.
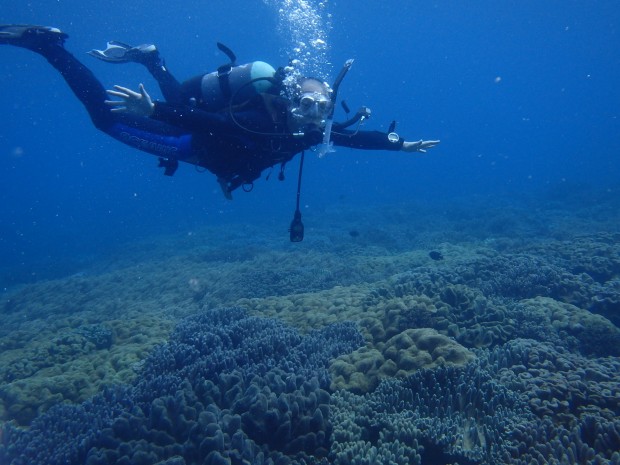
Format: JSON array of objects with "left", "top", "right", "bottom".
[
  {"left": 349, "top": 230, "right": 360, "bottom": 238},
  {"left": 429, "top": 250, "right": 443, "bottom": 261}
]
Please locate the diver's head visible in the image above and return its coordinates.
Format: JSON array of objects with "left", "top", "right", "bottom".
[{"left": 289, "top": 77, "right": 333, "bottom": 128}]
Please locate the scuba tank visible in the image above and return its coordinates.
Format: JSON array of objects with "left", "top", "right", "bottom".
[{"left": 198, "top": 60, "right": 276, "bottom": 111}]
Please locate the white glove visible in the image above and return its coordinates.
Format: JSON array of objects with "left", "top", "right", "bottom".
[{"left": 105, "top": 83, "right": 155, "bottom": 117}]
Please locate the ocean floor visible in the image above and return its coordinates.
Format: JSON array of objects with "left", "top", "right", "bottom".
[{"left": 1, "top": 188, "right": 619, "bottom": 464}]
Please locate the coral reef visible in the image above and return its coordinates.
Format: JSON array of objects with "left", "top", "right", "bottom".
[
  {"left": 1, "top": 198, "right": 619, "bottom": 464},
  {"left": 329, "top": 339, "right": 620, "bottom": 465},
  {"left": 0, "top": 307, "right": 174, "bottom": 426},
  {"left": 0, "top": 307, "right": 363, "bottom": 465},
  {"left": 329, "top": 328, "right": 475, "bottom": 393}
]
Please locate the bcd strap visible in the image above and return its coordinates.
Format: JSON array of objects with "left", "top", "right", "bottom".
[
  {"left": 216, "top": 42, "right": 237, "bottom": 100},
  {"left": 217, "top": 64, "right": 232, "bottom": 100}
]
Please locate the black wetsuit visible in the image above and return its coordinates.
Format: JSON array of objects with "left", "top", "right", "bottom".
[{"left": 15, "top": 40, "right": 405, "bottom": 193}]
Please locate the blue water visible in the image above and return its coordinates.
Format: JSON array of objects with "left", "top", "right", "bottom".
[
  {"left": 1, "top": 0, "right": 619, "bottom": 286},
  {"left": 1, "top": 4, "right": 620, "bottom": 464}
]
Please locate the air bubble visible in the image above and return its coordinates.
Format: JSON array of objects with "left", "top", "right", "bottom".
[{"left": 263, "top": 0, "right": 332, "bottom": 81}]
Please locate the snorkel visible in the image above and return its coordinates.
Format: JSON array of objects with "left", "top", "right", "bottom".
[{"left": 316, "top": 58, "right": 354, "bottom": 158}]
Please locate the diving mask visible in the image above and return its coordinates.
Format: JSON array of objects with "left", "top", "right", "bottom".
[{"left": 292, "top": 91, "right": 333, "bottom": 123}]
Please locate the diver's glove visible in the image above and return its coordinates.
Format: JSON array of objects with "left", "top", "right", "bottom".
[
  {"left": 105, "top": 83, "right": 155, "bottom": 117},
  {"left": 401, "top": 139, "right": 440, "bottom": 153}
]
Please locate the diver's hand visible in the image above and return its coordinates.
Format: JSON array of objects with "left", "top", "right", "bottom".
[
  {"left": 105, "top": 83, "right": 154, "bottom": 117},
  {"left": 401, "top": 139, "right": 440, "bottom": 153}
]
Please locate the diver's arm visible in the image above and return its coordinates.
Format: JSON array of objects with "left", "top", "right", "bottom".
[
  {"left": 332, "top": 129, "right": 439, "bottom": 153},
  {"left": 331, "top": 130, "right": 404, "bottom": 151},
  {"left": 106, "top": 83, "right": 235, "bottom": 132},
  {"left": 150, "top": 102, "right": 233, "bottom": 133},
  {"left": 105, "top": 83, "right": 278, "bottom": 134}
]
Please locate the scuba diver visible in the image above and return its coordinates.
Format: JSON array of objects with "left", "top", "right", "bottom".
[{"left": 0, "top": 24, "right": 440, "bottom": 241}]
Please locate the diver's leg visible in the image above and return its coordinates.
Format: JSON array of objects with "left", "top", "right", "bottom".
[
  {"left": 145, "top": 56, "right": 184, "bottom": 104},
  {"left": 88, "top": 40, "right": 184, "bottom": 104},
  {"left": 0, "top": 25, "right": 111, "bottom": 129},
  {"left": 126, "top": 51, "right": 205, "bottom": 108},
  {"left": 0, "top": 25, "right": 197, "bottom": 163}
]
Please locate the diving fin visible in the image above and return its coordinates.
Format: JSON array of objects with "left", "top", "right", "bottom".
[{"left": 88, "top": 40, "right": 157, "bottom": 64}]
